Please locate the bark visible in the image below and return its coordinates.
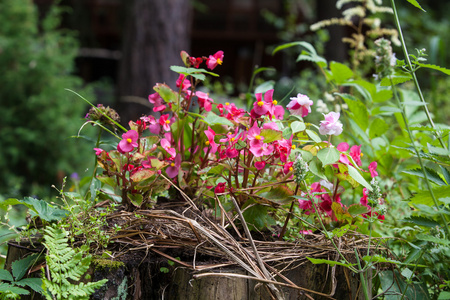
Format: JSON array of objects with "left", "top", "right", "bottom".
[{"left": 117, "top": 0, "right": 191, "bottom": 122}]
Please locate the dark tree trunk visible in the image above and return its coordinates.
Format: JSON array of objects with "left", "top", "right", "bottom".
[{"left": 117, "top": 0, "right": 191, "bottom": 122}]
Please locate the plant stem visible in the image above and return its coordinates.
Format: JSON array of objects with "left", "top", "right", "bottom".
[
  {"left": 390, "top": 0, "right": 448, "bottom": 151},
  {"left": 390, "top": 77, "right": 450, "bottom": 236},
  {"left": 355, "top": 248, "right": 370, "bottom": 300},
  {"left": 278, "top": 185, "right": 299, "bottom": 240}
]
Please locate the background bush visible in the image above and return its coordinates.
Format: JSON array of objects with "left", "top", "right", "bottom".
[{"left": 0, "top": 0, "right": 94, "bottom": 198}]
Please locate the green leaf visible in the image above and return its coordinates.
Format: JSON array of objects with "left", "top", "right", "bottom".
[
  {"left": 339, "top": 95, "right": 369, "bottom": 131},
  {"left": 329, "top": 61, "right": 353, "bottom": 84},
  {"left": 260, "top": 128, "right": 283, "bottom": 143},
  {"left": 401, "top": 216, "right": 440, "bottom": 228},
  {"left": 0, "top": 283, "right": 29, "bottom": 295},
  {"left": 0, "top": 197, "right": 68, "bottom": 222},
  {"left": 272, "top": 41, "right": 327, "bottom": 67},
  {"left": 369, "top": 118, "right": 389, "bottom": 139},
  {"left": 282, "top": 127, "right": 293, "bottom": 140},
  {"left": 402, "top": 167, "right": 447, "bottom": 186},
  {"left": 409, "top": 185, "right": 450, "bottom": 207},
  {"left": 305, "top": 129, "right": 321, "bottom": 143},
  {"left": 306, "top": 257, "right": 355, "bottom": 268},
  {"left": 373, "top": 89, "right": 393, "bottom": 103},
  {"left": 309, "top": 159, "right": 326, "bottom": 180},
  {"left": 380, "top": 73, "right": 412, "bottom": 86},
  {"left": 379, "top": 270, "right": 430, "bottom": 300},
  {"left": 290, "top": 121, "right": 306, "bottom": 133},
  {"left": 404, "top": 0, "right": 426, "bottom": 12},
  {"left": 438, "top": 291, "right": 450, "bottom": 300},
  {"left": 317, "top": 147, "right": 340, "bottom": 165},
  {"left": 331, "top": 224, "right": 350, "bottom": 238},
  {"left": 242, "top": 203, "right": 276, "bottom": 231},
  {"left": 416, "top": 233, "right": 450, "bottom": 245},
  {"left": 153, "top": 83, "right": 178, "bottom": 103},
  {"left": 440, "top": 166, "right": 450, "bottom": 185},
  {"left": 201, "top": 111, "right": 234, "bottom": 126},
  {"left": 348, "top": 165, "right": 372, "bottom": 190},
  {"left": 130, "top": 169, "right": 156, "bottom": 183},
  {"left": 16, "top": 278, "right": 43, "bottom": 293},
  {"left": 257, "top": 186, "right": 294, "bottom": 206},
  {"left": 347, "top": 204, "right": 368, "bottom": 217},
  {"left": 0, "top": 269, "right": 13, "bottom": 282},
  {"left": 12, "top": 253, "right": 40, "bottom": 281},
  {"left": 128, "top": 193, "right": 143, "bottom": 207}
]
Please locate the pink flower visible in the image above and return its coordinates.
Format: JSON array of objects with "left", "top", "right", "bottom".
[
  {"left": 159, "top": 114, "right": 173, "bottom": 132},
  {"left": 368, "top": 161, "right": 378, "bottom": 178},
  {"left": 252, "top": 90, "right": 272, "bottom": 117},
  {"left": 204, "top": 127, "right": 219, "bottom": 154},
  {"left": 298, "top": 198, "right": 313, "bottom": 214},
  {"left": 166, "top": 154, "right": 181, "bottom": 178},
  {"left": 94, "top": 148, "right": 104, "bottom": 155},
  {"left": 117, "top": 130, "right": 139, "bottom": 153},
  {"left": 196, "top": 91, "right": 214, "bottom": 112},
  {"left": 283, "top": 162, "right": 294, "bottom": 174},
  {"left": 263, "top": 122, "right": 280, "bottom": 131},
  {"left": 287, "top": 93, "right": 313, "bottom": 117},
  {"left": 188, "top": 56, "right": 203, "bottom": 68},
  {"left": 349, "top": 145, "right": 362, "bottom": 166},
  {"left": 319, "top": 112, "right": 343, "bottom": 136},
  {"left": 300, "top": 230, "right": 313, "bottom": 235},
  {"left": 176, "top": 74, "right": 191, "bottom": 91},
  {"left": 250, "top": 142, "right": 274, "bottom": 157},
  {"left": 274, "top": 136, "right": 293, "bottom": 163},
  {"left": 161, "top": 138, "right": 176, "bottom": 158},
  {"left": 148, "top": 92, "right": 166, "bottom": 112},
  {"left": 206, "top": 51, "right": 224, "bottom": 70},
  {"left": 337, "top": 142, "right": 349, "bottom": 152},
  {"left": 360, "top": 188, "right": 369, "bottom": 207},
  {"left": 255, "top": 161, "right": 266, "bottom": 170},
  {"left": 141, "top": 115, "right": 160, "bottom": 135},
  {"left": 214, "top": 182, "right": 226, "bottom": 194}
]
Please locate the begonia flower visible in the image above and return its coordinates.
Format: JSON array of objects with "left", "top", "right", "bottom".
[
  {"left": 263, "top": 122, "right": 280, "bottom": 131},
  {"left": 204, "top": 127, "right": 219, "bottom": 154},
  {"left": 214, "top": 182, "right": 226, "bottom": 194},
  {"left": 252, "top": 90, "right": 272, "bottom": 117},
  {"left": 117, "top": 130, "right": 139, "bottom": 153},
  {"left": 349, "top": 145, "right": 363, "bottom": 166},
  {"left": 196, "top": 91, "right": 214, "bottom": 112},
  {"left": 148, "top": 92, "right": 166, "bottom": 112},
  {"left": 254, "top": 161, "right": 266, "bottom": 170},
  {"left": 287, "top": 93, "right": 313, "bottom": 117},
  {"left": 161, "top": 138, "right": 176, "bottom": 158},
  {"left": 283, "top": 162, "right": 294, "bottom": 175},
  {"left": 318, "top": 112, "right": 343, "bottom": 136},
  {"left": 94, "top": 148, "right": 104, "bottom": 155},
  {"left": 176, "top": 74, "right": 191, "bottom": 91},
  {"left": 206, "top": 51, "right": 224, "bottom": 70},
  {"left": 166, "top": 154, "right": 181, "bottom": 178},
  {"left": 159, "top": 114, "right": 173, "bottom": 132},
  {"left": 368, "top": 161, "right": 378, "bottom": 178}
]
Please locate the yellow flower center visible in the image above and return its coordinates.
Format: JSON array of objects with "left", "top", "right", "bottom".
[
  {"left": 291, "top": 145, "right": 296, "bottom": 150},
  {"left": 205, "top": 141, "right": 210, "bottom": 146},
  {"left": 165, "top": 120, "right": 171, "bottom": 124},
  {"left": 255, "top": 135, "right": 261, "bottom": 140},
  {"left": 272, "top": 100, "right": 278, "bottom": 105},
  {"left": 360, "top": 153, "right": 363, "bottom": 157},
  {"left": 225, "top": 102, "right": 230, "bottom": 106},
  {"left": 217, "top": 58, "right": 223, "bottom": 65},
  {"left": 289, "top": 167, "right": 294, "bottom": 172},
  {"left": 170, "top": 163, "right": 175, "bottom": 167},
  {"left": 231, "top": 137, "right": 235, "bottom": 142},
  {"left": 257, "top": 101, "right": 264, "bottom": 107},
  {"left": 127, "top": 138, "right": 132, "bottom": 143}
]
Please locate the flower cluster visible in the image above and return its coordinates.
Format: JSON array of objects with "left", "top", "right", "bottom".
[{"left": 90, "top": 50, "right": 385, "bottom": 228}]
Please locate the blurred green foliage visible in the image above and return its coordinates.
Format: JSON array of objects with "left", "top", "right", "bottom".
[{"left": 0, "top": 0, "right": 95, "bottom": 198}]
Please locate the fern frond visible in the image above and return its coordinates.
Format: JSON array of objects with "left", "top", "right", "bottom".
[{"left": 42, "top": 224, "right": 107, "bottom": 299}]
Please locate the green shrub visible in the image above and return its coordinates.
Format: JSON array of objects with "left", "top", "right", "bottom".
[{"left": 0, "top": 0, "right": 94, "bottom": 198}]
